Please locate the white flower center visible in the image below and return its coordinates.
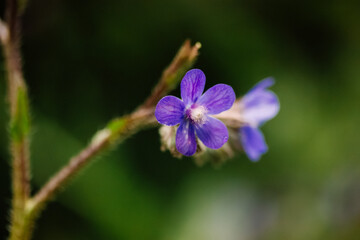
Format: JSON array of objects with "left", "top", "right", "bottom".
[{"left": 186, "top": 105, "right": 207, "bottom": 124}]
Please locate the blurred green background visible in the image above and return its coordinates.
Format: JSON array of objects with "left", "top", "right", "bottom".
[{"left": 1, "top": 0, "right": 360, "bottom": 239}]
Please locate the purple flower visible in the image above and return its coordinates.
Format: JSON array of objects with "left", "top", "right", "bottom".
[
  {"left": 155, "top": 69, "right": 236, "bottom": 156},
  {"left": 240, "top": 78, "right": 279, "bottom": 161}
]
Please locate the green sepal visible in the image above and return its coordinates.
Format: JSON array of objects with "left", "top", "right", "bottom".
[{"left": 10, "top": 87, "right": 30, "bottom": 141}]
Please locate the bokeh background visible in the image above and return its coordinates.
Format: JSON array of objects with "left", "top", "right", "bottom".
[{"left": 1, "top": 0, "right": 360, "bottom": 239}]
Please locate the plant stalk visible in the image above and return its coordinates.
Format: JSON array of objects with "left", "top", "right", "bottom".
[
  {"left": 1, "top": 0, "right": 32, "bottom": 238},
  {"left": 1, "top": 38, "right": 200, "bottom": 240}
]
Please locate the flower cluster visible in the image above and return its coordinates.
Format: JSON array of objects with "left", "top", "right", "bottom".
[
  {"left": 155, "top": 69, "right": 235, "bottom": 156},
  {"left": 155, "top": 69, "right": 279, "bottom": 163}
]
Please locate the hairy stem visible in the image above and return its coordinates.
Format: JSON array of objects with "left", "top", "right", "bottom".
[
  {"left": 29, "top": 107, "right": 155, "bottom": 215},
  {"left": 141, "top": 40, "right": 201, "bottom": 108},
  {"left": 23, "top": 40, "right": 200, "bottom": 238},
  {"left": 1, "top": 0, "right": 201, "bottom": 238},
  {"left": 0, "top": 0, "right": 32, "bottom": 239}
]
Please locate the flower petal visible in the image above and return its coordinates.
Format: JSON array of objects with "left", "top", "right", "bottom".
[
  {"left": 243, "top": 78, "right": 275, "bottom": 105},
  {"left": 155, "top": 96, "right": 184, "bottom": 126},
  {"left": 195, "top": 116, "right": 228, "bottom": 149},
  {"left": 197, "top": 84, "right": 235, "bottom": 114},
  {"left": 176, "top": 120, "right": 197, "bottom": 156},
  {"left": 240, "top": 126, "right": 268, "bottom": 161},
  {"left": 248, "top": 77, "right": 275, "bottom": 93},
  {"left": 242, "top": 78, "right": 279, "bottom": 126},
  {"left": 181, "top": 69, "right": 206, "bottom": 106}
]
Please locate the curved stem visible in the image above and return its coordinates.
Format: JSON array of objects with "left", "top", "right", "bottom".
[
  {"left": 29, "top": 107, "right": 156, "bottom": 216},
  {"left": 30, "top": 40, "right": 200, "bottom": 212},
  {"left": 22, "top": 40, "right": 200, "bottom": 239},
  {"left": 1, "top": 0, "right": 201, "bottom": 239}
]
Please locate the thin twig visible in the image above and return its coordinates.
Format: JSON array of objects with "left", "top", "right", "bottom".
[
  {"left": 29, "top": 107, "right": 154, "bottom": 212},
  {"left": 1, "top": 1, "right": 31, "bottom": 239},
  {"left": 1, "top": 0, "right": 201, "bottom": 239},
  {"left": 141, "top": 40, "right": 201, "bottom": 108},
  {"left": 27, "top": 40, "right": 201, "bottom": 224}
]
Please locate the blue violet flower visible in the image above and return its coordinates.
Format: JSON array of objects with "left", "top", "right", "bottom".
[
  {"left": 239, "top": 78, "right": 279, "bottom": 161},
  {"left": 155, "top": 69, "right": 236, "bottom": 156}
]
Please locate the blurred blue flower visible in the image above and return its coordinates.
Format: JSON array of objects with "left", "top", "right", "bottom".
[
  {"left": 155, "top": 69, "right": 235, "bottom": 156},
  {"left": 240, "top": 78, "right": 279, "bottom": 161}
]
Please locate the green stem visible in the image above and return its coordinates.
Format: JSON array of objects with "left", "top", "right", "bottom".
[
  {"left": 4, "top": 40, "right": 201, "bottom": 240},
  {"left": 4, "top": 35, "right": 32, "bottom": 240},
  {"left": 28, "top": 107, "right": 155, "bottom": 218},
  {"left": 8, "top": 140, "right": 31, "bottom": 240},
  {"left": 1, "top": 1, "right": 199, "bottom": 239},
  {"left": 2, "top": 21, "right": 32, "bottom": 240},
  {"left": 1, "top": 0, "right": 31, "bottom": 239},
  {"left": 29, "top": 40, "right": 201, "bottom": 216}
]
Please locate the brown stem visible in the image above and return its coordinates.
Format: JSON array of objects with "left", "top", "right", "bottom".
[
  {"left": 27, "top": 40, "right": 200, "bottom": 230},
  {"left": 4, "top": 0, "right": 26, "bottom": 111},
  {"left": 28, "top": 131, "right": 110, "bottom": 211},
  {"left": 8, "top": 140, "right": 31, "bottom": 240},
  {"left": 30, "top": 40, "right": 201, "bottom": 211},
  {"left": 2, "top": 9, "right": 200, "bottom": 237},
  {"left": 141, "top": 40, "right": 201, "bottom": 108},
  {"left": 1, "top": 0, "right": 31, "bottom": 239},
  {"left": 29, "top": 107, "right": 155, "bottom": 213}
]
